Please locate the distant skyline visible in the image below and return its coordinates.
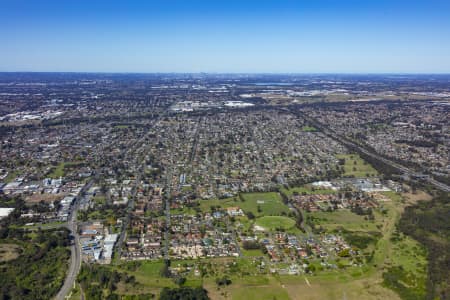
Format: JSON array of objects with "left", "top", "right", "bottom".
[{"left": 1, "top": 0, "right": 450, "bottom": 73}]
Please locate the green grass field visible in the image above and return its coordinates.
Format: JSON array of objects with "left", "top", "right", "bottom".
[
  {"left": 200, "top": 192, "right": 289, "bottom": 217},
  {"left": 307, "top": 210, "right": 380, "bottom": 232},
  {"left": 3, "top": 171, "right": 19, "bottom": 183},
  {"left": 170, "top": 206, "right": 198, "bottom": 216},
  {"left": 336, "top": 154, "right": 378, "bottom": 177},
  {"left": 301, "top": 126, "right": 318, "bottom": 132},
  {"left": 255, "top": 216, "right": 296, "bottom": 231},
  {"left": 48, "top": 162, "right": 66, "bottom": 178},
  {"left": 241, "top": 248, "right": 264, "bottom": 257}
]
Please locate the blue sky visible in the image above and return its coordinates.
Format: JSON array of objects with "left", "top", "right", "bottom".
[{"left": 1, "top": 0, "right": 450, "bottom": 73}]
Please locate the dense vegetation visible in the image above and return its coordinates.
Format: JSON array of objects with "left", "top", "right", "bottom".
[
  {"left": 383, "top": 266, "right": 427, "bottom": 300},
  {"left": 396, "top": 193, "right": 450, "bottom": 299},
  {"left": 339, "top": 229, "right": 381, "bottom": 250},
  {"left": 77, "top": 264, "right": 154, "bottom": 299},
  {"left": 0, "top": 228, "right": 71, "bottom": 300},
  {"left": 159, "top": 287, "right": 210, "bottom": 300}
]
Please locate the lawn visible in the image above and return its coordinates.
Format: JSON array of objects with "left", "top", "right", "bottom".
[
  {"left": 4, "top": 170, "right": 20, "bottom": 183},
  {"left": 137, "top": 260, "right": 166, "bottom": 277},
  {"left": 302, "top": 126, "right": 318, "bottom": 132},
  {"left": 48, "top": 162, "right": 66, "bottom": 178},
  {"left": 336, "top": 154, "right": 378, "bottom": 178},
  {"left": 170, "top": 206, "right": 198, "bottom": 216},
  {"left": 241, "top": 248, "right": 264, "bottom": 257},
  {"left": 255, "top": 216, "right": 296, "bottom": 231},
  {"left": 240, "top": 192, "right": 290, "bottom": 216},
  {"left": 199, "top": 192, "right": 289, "bottom": 217}
]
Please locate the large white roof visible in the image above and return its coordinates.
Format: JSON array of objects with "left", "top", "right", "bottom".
[{"left": 0, "top": 207, "right": 14, "bottom": 219}]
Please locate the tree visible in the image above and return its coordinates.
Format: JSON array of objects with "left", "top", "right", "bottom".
[
  {"left": 216, "top": 276, "right": 232, "bottom": 286},
  {"left": 173, "top": 276, "right": 186, "bottom": 286},
  {"left": 246, "top": 211, "right": 255, "bottom": 220},
  {"left": 160, "top": 259, "right": 172, "bottom": 278}
]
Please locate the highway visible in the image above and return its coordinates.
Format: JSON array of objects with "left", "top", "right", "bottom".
[
  {"left": 293, "top": 108, "right": 450, "bottom": 193},
  {"left": 55, "top": 179, "right": 95, "bottom": 300}
]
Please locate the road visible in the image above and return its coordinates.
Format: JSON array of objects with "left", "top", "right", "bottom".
[
  {"left": 55, "top": 179, "right": 95, "bottom": 300},
  {"left": 115, "top": 168, "right": 141, "bottom": 260},
  {"left": 163, "top": 163, "right": 174, "bottom": 260}
]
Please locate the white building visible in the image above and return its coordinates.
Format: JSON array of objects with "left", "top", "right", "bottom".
[{"left": 0, "top": 207, "right": 15, "bottom": 220}]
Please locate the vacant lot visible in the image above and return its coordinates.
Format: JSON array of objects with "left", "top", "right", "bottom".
[
  {"left": 26, "top": 193, "right": 64, "bottom": 204},
  {"left": 0, "top": 243, "right": 21, "bottom": 262}
]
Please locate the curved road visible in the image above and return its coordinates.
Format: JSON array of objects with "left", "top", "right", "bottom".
[
  {"left": 55, "top": 200, "right": 81, "bottom": 300},
  {"left": 55, "top": 179, "right": 95, "bottom": 300}
]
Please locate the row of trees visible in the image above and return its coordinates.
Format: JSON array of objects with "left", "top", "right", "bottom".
[{"left": 159, "top": 287, "right": 209, "bottom": 300}]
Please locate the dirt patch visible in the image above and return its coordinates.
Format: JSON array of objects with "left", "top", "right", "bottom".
[
  {"left": 401, "top": 190, "right": 432, "bottom": 204},
  {"left": 0, "top": 243, "right": 22, "bottom": 262},
  {"left": 25, "top": 193, "right": 65, "bottom": 204}
]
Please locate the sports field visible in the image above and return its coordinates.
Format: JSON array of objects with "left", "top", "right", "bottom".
[{"left": 255, "top": 216, "right": 296, "bottom": 231}]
